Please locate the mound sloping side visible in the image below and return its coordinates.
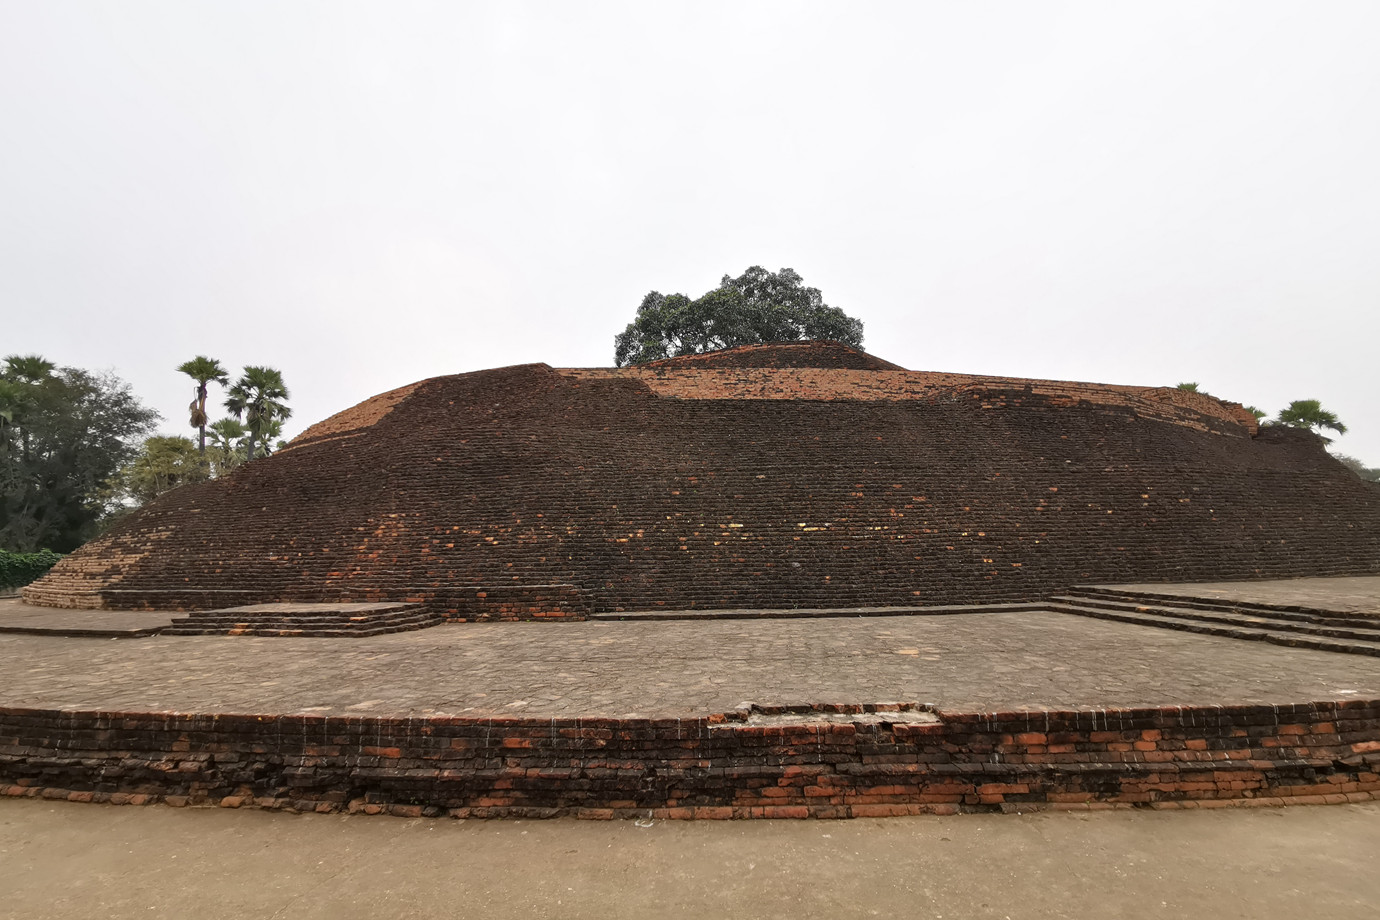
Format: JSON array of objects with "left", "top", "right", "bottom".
[{"left": 26, "top": 361, "right": 1380, "bottom": 611}]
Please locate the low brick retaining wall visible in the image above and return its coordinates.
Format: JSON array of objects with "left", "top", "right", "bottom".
[{"left": 3, "top": 701, "right": 1377, "bottom": 818}]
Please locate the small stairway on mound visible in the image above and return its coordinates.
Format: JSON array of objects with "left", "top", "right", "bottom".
[
  {"left": 163, "top": 601, "right": 444, "bottom": 638},
  {"left": 1048, "top": 587, "right": 1380, "bottom": 658}
]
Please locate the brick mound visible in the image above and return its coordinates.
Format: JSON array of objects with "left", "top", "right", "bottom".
[
  {"left": 163, "top": 602, "right": 441, "bottom": 638},
  {"left": 23, "top": 341, "right": 1380, "bottom": 614}
]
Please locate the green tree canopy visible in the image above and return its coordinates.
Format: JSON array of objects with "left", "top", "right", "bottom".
[
  {"left": 1276, "top": 399, "right": 1346, "bottom": 441},
  {"left": 225, "top": 366, "right": 291, "bottom": 462},
  {"left": 1331, "top": 453, "right": 1380, "bottom": 483},
  {"left": 0, "top": 358, "right": 159, "bottom": 552},
  {"left": 105, "top": 435, "right": 209, "bottom": 508},
  {"left": 614, "top": 266, "right": 864, "bottom": 366}
]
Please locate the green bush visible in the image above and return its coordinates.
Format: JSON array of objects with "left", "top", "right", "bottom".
[{"left": 0, "top": 549, "right": 64, "bottom": 590}]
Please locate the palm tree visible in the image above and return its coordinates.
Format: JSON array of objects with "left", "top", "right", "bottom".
[
  {"left": 224, "top": 366, "right": 291, "bottom": 462},
  {"left": 1243, "top": 406, "right": 1268, "bottom": 421},
  {"left": 1277, "top": 399, "right": 1347, "bottom": 441},
  {"left": 176, "top": 356, "right": 229, "bottom": 455},
  {"left": 253, "top": 416, "right": 288, "bottom": 458},
  {"left": 206, "top": 417, "right": 249, "bottom": 475},
  {"left": 0, "top": 378, "right": 24, "bottom": 460},
  {"left": 4, "top": 354, "right": 56, "bottom": 383},
  {"left": 2, "top": 354, "right": 56, "bottom": 462}
]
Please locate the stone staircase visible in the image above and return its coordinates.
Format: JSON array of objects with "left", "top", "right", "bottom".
[
  {"left": 1049, "top": 586, "right": 1380, "bottom": 658},
  {"left": 163, "top": 601, "right": 443, "bottom": 638}
]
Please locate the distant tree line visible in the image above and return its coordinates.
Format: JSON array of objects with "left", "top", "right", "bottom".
[
  {"left": 0, "top": 355, "right": 158, "bottom": 552},
  {"left": 0, "top": 353, "right": 290, "bottom": 554},
  {"left": 105, "top": 358, "right": 291, "bottom": 514}
]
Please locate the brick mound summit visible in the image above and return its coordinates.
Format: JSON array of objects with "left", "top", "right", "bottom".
[{"left": 25, "top": 342, "right": 1380, "bottom": 615}]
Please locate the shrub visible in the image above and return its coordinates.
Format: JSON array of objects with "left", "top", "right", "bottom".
[{"left": 0, "top": 549, "right": 64, "bottom": 590}]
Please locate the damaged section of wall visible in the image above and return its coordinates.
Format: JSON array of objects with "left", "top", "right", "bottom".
[{"left": 2, "top": 700, "right": 1378, "bottom": 817}]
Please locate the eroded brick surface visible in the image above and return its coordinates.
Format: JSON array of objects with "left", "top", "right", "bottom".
[
  {"left": 23, "top": 343, "right": 1380, "bottom": 613},
  {"left": 2, "top": 699, "right": 1376, "bottom": 817}
]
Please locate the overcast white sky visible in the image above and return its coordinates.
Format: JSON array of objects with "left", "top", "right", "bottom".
[{"left": 3, "top": 1, "right": 1378, "bottom": 462}]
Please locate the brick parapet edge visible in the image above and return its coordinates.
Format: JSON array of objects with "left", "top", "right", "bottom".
[{"left": 2, "top": 700, "right": 1377, "bottom": 819}]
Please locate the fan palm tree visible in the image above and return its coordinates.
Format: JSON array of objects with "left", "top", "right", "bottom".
[
  {"left": 4, "top": 354, "right": 56, "bottom": 383},
  {"left": 252, "top": 416, "right": 288, "bottom": 458},
  {"left": 0, "top": 378, "right": 24, "bottom": 459},
  {"left": 206, "top": 417, "right": 249, "bottom": 475},
  {"left": 224, "top": 366, "right": 291, "bottom": 462},
  {"left": 2, "top": 354, "right": 56, "bottom": 462},
  {"left": 1277, "top": 399, "right": 1347, "bottom": 441},
  {"left": 176, "top": 356, "right": 229, "bottom": 455}
]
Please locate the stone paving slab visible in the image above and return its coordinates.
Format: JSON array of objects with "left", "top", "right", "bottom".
[
  {"left": 592, "top": 602, "right": 1044, "bottom": 620},
  {"left": 2, "top": 611, "right": 1378, "bottom": 719},
  {"left": 0, "top": 598, "right": 176, "bottom": 637},
  {"left": 1090, "top": 575, "right": 1380, "bottom": 617}
]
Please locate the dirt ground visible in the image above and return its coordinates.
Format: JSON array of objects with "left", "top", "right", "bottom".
[{"left": 3, "top": 797, "right": 1378, "bottom": 920}]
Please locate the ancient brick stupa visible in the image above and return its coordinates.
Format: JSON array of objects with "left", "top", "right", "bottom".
[{"left": 25, "top": 342, "right": 1380, "bottom": 614}]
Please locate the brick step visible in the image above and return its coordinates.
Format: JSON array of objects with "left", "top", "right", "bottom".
[
  {"left": 1049, "top": 596, "right": 1380, "bottom": 642},
  {"left": 162, "top": 603, "right": 443, "bottom": 638},
  {"left": 166, "top": 610, "right": 431, "bottom": 627},
  {"left": 164, "top": 619, "right": 445, "bottom": 638},
  {"left": 163, "top": 615, "right": 444, "bottom": 635},
  {"left": 1068, "top": 586, "right": 1377, "bottom": 625},
  {"left": 1049, "top": 603, "right": 1380, "bottom": 658}
]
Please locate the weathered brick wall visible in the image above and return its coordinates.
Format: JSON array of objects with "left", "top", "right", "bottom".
[
  {"left": 639, "top": 341, "right": 907, "bottom": 370},
  {"left": 406, "top": 585, "right": 590, "bottom": 621},
  {"left": 564, "top": 368, "right": 1258, "bottom": 435},
  {"left": 25, "top": 347, "right": 1380, "bottom": 612},
  {"left": 2, "top": 701, "right": 1376, "bottom": 817}
]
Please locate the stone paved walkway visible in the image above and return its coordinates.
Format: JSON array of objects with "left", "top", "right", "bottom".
[
  {"left": 0, "top": 598, "right": 175, "bottom": 636},
  {"left": 2, "top": 611, "right": 1378, "bottom": 719},
  {"left": 1092, "top": 575, "right": 1380, "bottom": 617},
  {"left": 5, "top": 797, "right": 1380, "bottom": 920}
]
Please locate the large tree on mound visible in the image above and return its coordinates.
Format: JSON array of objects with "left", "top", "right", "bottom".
[{"left": 614, "top": 266, "right": 864, "bottom": 366}]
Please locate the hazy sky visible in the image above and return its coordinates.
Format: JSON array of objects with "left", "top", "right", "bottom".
[{"left": 3, "top": 2, "right": 1378, "bottom": 461}]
